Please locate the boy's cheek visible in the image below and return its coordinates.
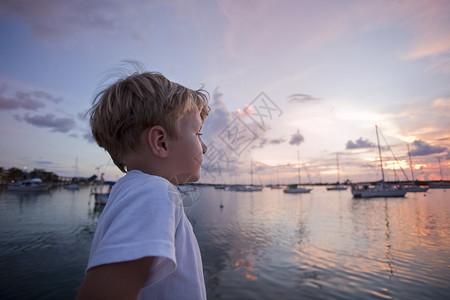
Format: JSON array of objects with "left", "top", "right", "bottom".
[{"left": 193, "top": 153, "right": 203, "bottom": 167}]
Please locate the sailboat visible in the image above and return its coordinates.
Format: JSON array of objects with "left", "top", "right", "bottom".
[
  {"left": 327, "top": 153, "right": 348, "bottom": 191},
  {"left": 231, "top": 159, "right": 263, "bottom": 192},
  {"left": 90, "top": 172, "right": 115, "bottom": 205},
  {"left": 401, "top": 144, "right": 429, "bottom": 192},
  {"left": 351, "top": 125, "right": 407, "bottom": 198},
  {"left": 429, "top": 158, "right": 450, "bottom": 189},
  {"left": 284, "top": 150, "right": 312, "bottom": 194},
  {"left": 64, "top": 157, "right": 80, "bottom": 190},
  {"left": 269, "top": 171, "right": 283, "bottom": 189},
  {"left": 7, "top": 178, "right": 51, "bottom": 192}
]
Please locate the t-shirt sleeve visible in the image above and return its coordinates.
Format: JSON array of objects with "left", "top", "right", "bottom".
[{"left": 87, "top": 177, "right": 182, "bottom": 285}]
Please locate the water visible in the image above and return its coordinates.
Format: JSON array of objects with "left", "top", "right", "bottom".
[{"left": 0, "top": 186, "right": 449, "bottom": 299}]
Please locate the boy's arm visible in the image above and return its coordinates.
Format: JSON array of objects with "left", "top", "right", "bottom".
[{"left": 76, "top": 256, "right": 154, "bottom": 300}]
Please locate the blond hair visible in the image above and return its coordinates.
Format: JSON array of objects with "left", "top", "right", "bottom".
[{"left": 89, "top": 71, "right": 209, "bottom": 172}]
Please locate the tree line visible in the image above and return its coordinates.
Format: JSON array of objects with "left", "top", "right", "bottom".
[{"left": 1, "top": 167, "right": 64, "bottom": 184}]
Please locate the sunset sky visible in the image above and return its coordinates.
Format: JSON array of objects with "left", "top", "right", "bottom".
[{"left": 1, "top": 0, "right": 449, "bottom": 184}]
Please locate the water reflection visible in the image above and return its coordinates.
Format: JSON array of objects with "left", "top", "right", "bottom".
[
  {"left": 383, "top": 199, "right": 394, "bottom": 279},
  {"left": 187, "top": 187, "right": 450, "bottom": 299},
  {"left": 0, "top": 186, "right": 449, "bottom": 299}
]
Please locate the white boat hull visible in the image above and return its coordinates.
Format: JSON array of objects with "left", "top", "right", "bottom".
[
  {"left": 231, "top": 185, "right": 263, "bottom": 192},
  {"left": 351, "top": 183, "right": 406, "bottom": 198},
  {"left": 7, "top": 178, "right": 50, "bottom": 192},
  {"left": 327, "top": 185, "right": 347, "bottom": 191},
  {"left": 283, "top": 187, "right": 312, "bottom": 194},
  {"left": 64, "top": 183, "right": 80, "bottom": 190}
]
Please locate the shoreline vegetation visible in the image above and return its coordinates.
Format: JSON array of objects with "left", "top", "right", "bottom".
[
  {"left": 1, "top": 166, "right": 448, "bottom": 188},
  {"left": 0, "top": 166, "right": 95, "bottom": 186}
]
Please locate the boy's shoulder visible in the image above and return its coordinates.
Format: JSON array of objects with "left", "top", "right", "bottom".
[
  {"left": 114, "top": 170, "right": 181, "bottom": 203},
  {"left": 121, "top": 170, "right": 169, "bottom": 184}
]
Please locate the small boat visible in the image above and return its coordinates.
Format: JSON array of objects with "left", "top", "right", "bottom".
[
  {"left": 403, "top": 144, "right": 428, "bottom": 192},
  {"left": 94, "top": 193, "right": 109, "bottom": 205},
  {"left": 240, "top": 185, "right": 263, "bottom": 191},
  {"left": 327, "top": 153, "right": 348, "bottom": 191},
  {"left": 268, "top": 184, "right": 283, "bottom": 189},
  {"left": 351, "top": 182, "right": 407, "bottom": 198},
  {"left": 283, "top": 150, "right": 312, "bottom": 194},
  {"left": 64, "top": 183, "right": 80, "bottom": 190},
  {"left": 401, "top": 183, "right": 429, "bottom": 192},
  {"left": 327, "top": 184, "right": 348, "bottom": 191},
  {"left": 268, "top": 171, "right": 283, "bottom": 189},
  {"left": 429, "top": 181, "right": 450, "bottom": 189},
  {"left": 230, "top": 184, "right": 263, "bottom": 192},
  {"left": 429, "top": 159, "right": 450, "bottom": 189},
  {"left": 230, "top": 159, "right": 263, "bottom": 192},
  {"left": 283, "top": 184, "right": 312, "bottom": 194},
  {"left": 7, "top": 178, "right": 51, "bottom": 192},
  {"left": 90, "top": 173, "right": 115, "bottom": 205}
]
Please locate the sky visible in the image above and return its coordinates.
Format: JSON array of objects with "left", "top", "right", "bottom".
[{"left": 0, "top": 0, "right": 449, "bottom": 184}]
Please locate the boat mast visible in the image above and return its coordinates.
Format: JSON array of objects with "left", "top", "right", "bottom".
[
  {"left": 336, "top": 153, "right": 341, "bottom": 184},
  {"left": 407, "top": 143, "right": 415, "bottom": 182},
  {"left": 297, "top": 150, "right": 301, "bottom": 184},
  {"left": 375, "top": 125, "right": 385, "bottom": 181},
  {"left": 250, "top": 158, "right": 254, "bottom": 186}
]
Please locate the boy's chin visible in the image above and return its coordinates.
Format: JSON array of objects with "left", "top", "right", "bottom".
[
  {"left": 185, "top": 173, "right": 200, "bottom": 183},
  {"left": 172, "top": 172, "right": 200, "bottom": 185}
]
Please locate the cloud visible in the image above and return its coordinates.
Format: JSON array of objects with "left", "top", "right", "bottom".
[
  {"left": 403, "top": 1, "right": 450, "bottom": 58},
  {"left": 432, "top": 97, "right": 450, "bottom": 109},
  {"left": 0, "top": 0, "right": 175, "bottom": 48},
  {"left": 269, "top": 137, "right": 286, "bottom": 145},
  {"left": 0, "top": 91, "right": 45, "bottom": 111},
  {"left": 393, "top": 0, "right": 450, "bottom": 73},
  {"left": 219, "top": 0, "right": 352, "bottom": 59},
  {"left": 35, "top": 160, "right": 55, "bottom": 166},
  {"left": 83, "top": 131, "right": 95, "bottom": 143},
  {"left": 0, "top": 0, "right": 124, "bottom": 38},
  {"left": 201, "top": 88, "right": 285, "bottom": 179},
  {"left": 1, "top": 85, "right": 80, "bottom": 136},
  {"left": 360, "top": 163, "right": 376, "bottom": 169},
  {"left": 77, "top": 111, "right": 89, "bottom": 121},
  {"left": 346, "top": 137, "right": 376, "bottom": 149},
  {"left": 0, "top": 86, "right": 63, "bottom": 111},
  {"left": 33, "top": 91, "right": 62, "bottom": 103},
  {"left": 251, "top": 137, "right": 286, "bottom": 149},
  {"left": 287, "top": 93, "right": 322, "bottom": 104},
  {"left": 20, "top": 113, "right": 76, "bottom": 133},
  {"left": 289, "top": 130, "right": 304, "bottom": 146},
  {"left": 202, "top": 88, "right": 233, "bottom": 141},
  {"left": 410, "top": 140, "right": 447, "bottom": 156}
]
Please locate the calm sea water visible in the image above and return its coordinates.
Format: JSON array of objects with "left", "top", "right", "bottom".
[{"left": 0, "top": 185, "right": 449, "bottom": 299}]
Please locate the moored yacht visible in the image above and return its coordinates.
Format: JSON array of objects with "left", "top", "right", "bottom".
[
  {"left": 284, "top": 184, "right": 312, "bottom": 194},
  {"left": 7, "top": 178, "right": 51, "bottom": 192},
  {"left": 351, "top": 125, "right": 407, "bottom": 198},
  {"left": 327, "top": 153, "right": 348, "bottom": 191},
  {"left": 283, "top": 150, "right": 312, "bottom": 194},
  {"left": 351, "top": 182, "right": 406, "bottom": 198}
]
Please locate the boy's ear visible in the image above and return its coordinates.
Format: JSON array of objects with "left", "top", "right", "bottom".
[{"left": 147, "top": 126, "right": 169, "bottom": 158}]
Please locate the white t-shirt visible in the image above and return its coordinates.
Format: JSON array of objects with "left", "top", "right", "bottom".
[{"left": 87, "top": 170, "right": 206, "bottom": 300}]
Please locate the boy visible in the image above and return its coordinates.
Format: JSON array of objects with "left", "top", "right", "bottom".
[{"left": 76, "top": 70, "right": 209, "bottom": 299}]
